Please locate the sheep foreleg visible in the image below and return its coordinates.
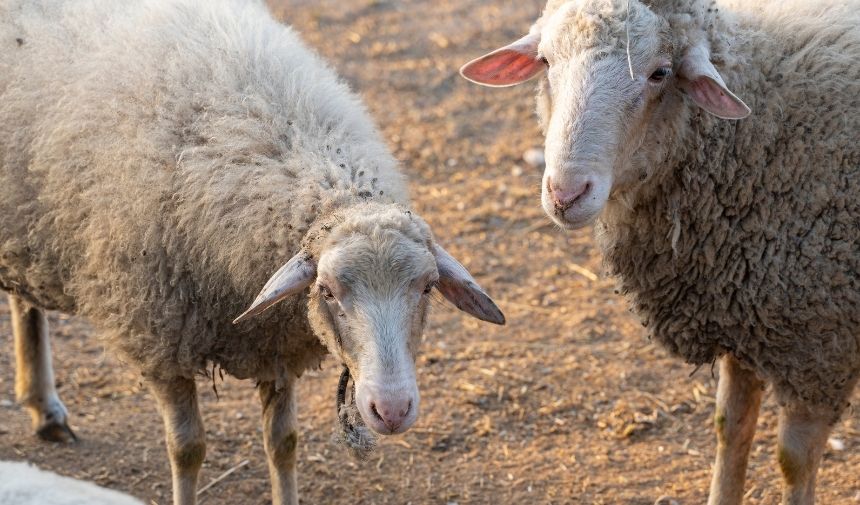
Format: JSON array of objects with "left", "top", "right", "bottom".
[
  {"left": 777, "top": 404, "right": 832, "bottom": 505},
  {"left": 259, "top": 379, "right": 298, "bottom": 505},
  {"left": 10, "top": 295, "right": 75, "bottom": 442},
  {"left": 707, "top": 355, "right": 764, "bottom": 505},
  {"left": 150, "top": 377, "right": 206, "bottom": 505}
]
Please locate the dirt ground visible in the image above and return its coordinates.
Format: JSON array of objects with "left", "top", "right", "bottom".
[{"left": 1, "top": 1, "right": 858, "bottom": 504}]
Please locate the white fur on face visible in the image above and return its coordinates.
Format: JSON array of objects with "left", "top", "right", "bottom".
[
  {"left": 315, "top": 231, "right": 436, "bottom": 434},
  {"left": 536, "top": 1, "right": 671, "bottom": 228},
  {"left": 540, "top": 56, "right": 624, "bottom": 228}
]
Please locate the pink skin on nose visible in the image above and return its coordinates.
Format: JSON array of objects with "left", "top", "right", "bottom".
[
  {"left": 547, "top": 176, "right": 591, "bottom": 211},
  {"left": 360, "top": 393, "right": 415, "bottom": 434}
]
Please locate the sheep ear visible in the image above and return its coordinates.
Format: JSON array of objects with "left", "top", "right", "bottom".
[
  {"left": 460, "top": 32, "right": 545, "bottom": 87},
  {"left": 233, "top": 253, "right": 316, "bottom": 323},
  {"left": 677, "top": 45, "right": 751, "bottom": 120},
  {"left": 433, "top": 244, "right": 505, "bottom": 325}
]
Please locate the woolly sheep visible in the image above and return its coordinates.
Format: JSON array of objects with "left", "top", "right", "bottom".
[
  {"left": 0, "top": 1, "right": 505, "bottom": 504},
  {"left": 0, "top": 461, "right": 145, "bottom": 505},
  {"left": 461, "top": 0, "right": 859, "bottom": 503}
]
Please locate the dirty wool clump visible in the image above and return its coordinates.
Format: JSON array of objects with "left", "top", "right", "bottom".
[{"left": 333, "top": 367, "right": 377, "bottom": 459}]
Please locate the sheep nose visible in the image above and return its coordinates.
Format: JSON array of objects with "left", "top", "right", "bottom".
[
  {"left": 369, "top": 397, "right": 413, "bottom": 433},
  {"left": 547, "top": 176, "right": 591, "bottom": 212}
]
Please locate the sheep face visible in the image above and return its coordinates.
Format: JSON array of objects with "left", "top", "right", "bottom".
[
  {"left": 461, "top": 0, "right": 750, "bottom": 229},
  {"left": 235, "top": 205, "right": 504, "bottom": 435},
  {"left": 310, "top": 226, "right": 436, "bottom": 435}
]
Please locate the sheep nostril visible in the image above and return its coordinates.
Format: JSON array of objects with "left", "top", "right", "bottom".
[
  {"left": 401, "top": 400, "right": 413, "bottom": 418},
  {"left": 578, "top": 182, "right": 592, "bottom": 203},
  {"left": 550, "top": 179, "right": 591, "bottom": 211}
]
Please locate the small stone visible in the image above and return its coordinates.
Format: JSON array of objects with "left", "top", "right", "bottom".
[
  {"left": 828, "top": 437, "right": 846, "bottom": 451},
  {"left": 654, "top": 496, "right": 679, "bottom": 505},
  {"left": 0, "top": 399, "right": 13, "bottom": 408},
  {"left": 511, "top": 165, "right": 523, "bottom": 177},
  {"left": 523, "top": 148, "right": 545, "bottom": 168}
]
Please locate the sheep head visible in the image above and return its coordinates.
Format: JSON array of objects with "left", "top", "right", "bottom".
[
  {"left": 461, "top": 0, "right": 750, "bottom": 229},
  {"left": 235, "top": 203, "right": 504, "bottom": 436}
]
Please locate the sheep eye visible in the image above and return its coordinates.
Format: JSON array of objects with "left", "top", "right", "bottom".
[
  {"left": 320, "top": 286, "right": 335, "bottom": 301},
  {"left": 423, "top": 281, "right": 436, "bottom": 295},
  {"left": 539, "top": 56, "right": 549, "bottom": 67},
  {"left": 649, "top": 67, "right": 672, "bottom": 83}
]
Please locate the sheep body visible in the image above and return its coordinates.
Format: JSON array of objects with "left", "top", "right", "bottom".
[
  {"left": 0, "top": 461, "right": 144, "bottom": 505},
  {"left": 584, "top": 0, "right": 860, "bottom": 418},
  {"left": 0, "top": 0, "right": 407, "bottom": 383}
]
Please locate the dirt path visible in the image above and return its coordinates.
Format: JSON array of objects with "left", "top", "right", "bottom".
[{"left": 1, "top": 1, "right": 857, "bottom": 504}]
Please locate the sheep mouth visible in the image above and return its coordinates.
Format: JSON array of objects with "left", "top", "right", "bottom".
[{"left": 335, "top": 365, "right": 377, "bottom": 459}]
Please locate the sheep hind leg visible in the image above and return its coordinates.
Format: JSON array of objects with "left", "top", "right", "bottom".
[
  {"left": 777, "top": 404, "right": 833, "bottom": 505},
  {"left": 707, "top": 355, "right": 764, "bottom": 505},
  {"left": 9, "top": 295, "right": 76, "bottom": 442},
  {"left": 149, "top": 377, "right": 206, "bottom": 505},
  {"left": 259, "top": 379, "right": 298, "bottom": 505}
]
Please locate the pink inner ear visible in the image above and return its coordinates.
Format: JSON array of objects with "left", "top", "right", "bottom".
[
  {"left": 685, "top": 76, "right": 751, "bottom": 119},
  {"left": 461, "top": 49, "right": 546, "bottom": 87}
]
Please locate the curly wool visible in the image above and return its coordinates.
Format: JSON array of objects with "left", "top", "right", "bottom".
[
  {"left": 548, "top": 0, "right": 860, "bottom": 417},
  {"left": 0, "top": 0, "right": 412, "bottom": 383}
]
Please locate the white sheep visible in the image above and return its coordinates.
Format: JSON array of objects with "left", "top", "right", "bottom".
[
  {"left": 0, "top": 461, "right": 144, "bottom": 505},
  {"left": 461, "top": 0, "right": 859, "bottom": 503},
  {"left": 0, "top": 1, "right": 505, "bottom": 504}
]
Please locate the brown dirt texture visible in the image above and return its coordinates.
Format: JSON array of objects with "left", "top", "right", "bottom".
[{"left": 1, "top": 1, "right": 858, "bottom": 504}]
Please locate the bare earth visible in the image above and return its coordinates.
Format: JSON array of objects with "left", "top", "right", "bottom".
[{"left": 1, "top": 1, "right": 858, "bottom": 504}]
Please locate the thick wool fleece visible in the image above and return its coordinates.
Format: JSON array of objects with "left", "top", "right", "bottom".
[
  {"left": 0, "top": 461, "right": 144, "bottom": 505},
  {"left": 0, "top": 0, "right": 410, "bottom": 382},
  {"left": 544, "top": 0, "right": 859, "bottom": 417}
]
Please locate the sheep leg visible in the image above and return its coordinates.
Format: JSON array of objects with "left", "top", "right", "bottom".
[
  {"left": 777, "top": 404, "right": 832, "bottom": 505},
  {"left": 149, "top": 377, "right": 206, "bottom": 505},
  {"left": 9, "top": 295, "right": 76, "bottom": 442},
  {"left": 259, "top": 379, "right": 299, "bottom": 505},
  {"left": 707, "top": 355, "right": 764, "bottom": 505}
]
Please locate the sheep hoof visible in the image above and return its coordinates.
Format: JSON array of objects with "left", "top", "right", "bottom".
[{"left": 36, "top": 419, "right": 78, "bottom": 443}]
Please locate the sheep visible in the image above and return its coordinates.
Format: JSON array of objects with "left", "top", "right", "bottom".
[
  {"left": 460, "top": 0, "right": 859, "bottom": 503},
  {"left": 0, "top": 1, "right": 506, "bottom": 504},
  {"left": 0, "top": 461, "right": 145, "bottom": 505}
]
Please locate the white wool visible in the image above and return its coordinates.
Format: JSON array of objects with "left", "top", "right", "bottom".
[{"left": 0, "top": 461, "right": 144, "bottom": 505}]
